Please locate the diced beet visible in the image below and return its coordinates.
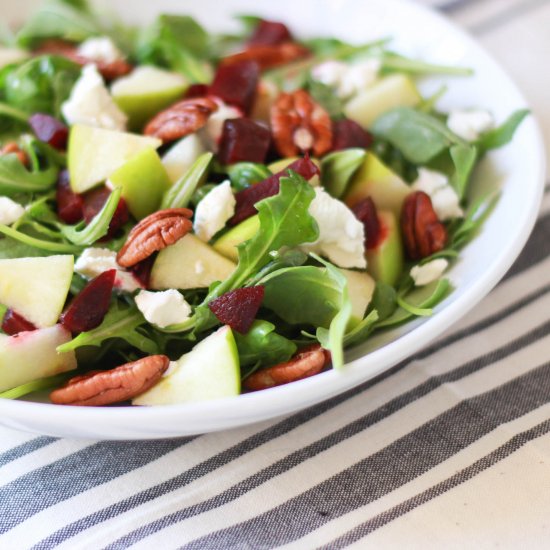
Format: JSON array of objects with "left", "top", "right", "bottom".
[
  {"left": 209, "top": 286, "right": 265, "bottom": 334},
  {"left": 351, "top": 197, "right": 381, "bottom": 250},
  {"left": 61, "top": 270, "right": 116, "bottom": 334},
  {"left": 184, "top": 83, "right": 209, "bottom": 99},
  {"left": 2, "top": 309, "right": 37, "bottom": 336},
  {"left": 331, "top": 119, "right": 372, "bottom": 151},
  {"left": 249, "top": 19, "right": 293, "bottom": 46},
  {"left": 83, "top": 186, "right": 129, "bottom": 240},
  {"left": 210, "top": 60, "right": 260, "bottom": 114},
  {"left": 56, "top": 169, "right": 84, "bottom": 224},
  {"left": 218, "top": 118, "right": 271, "bottom": 165},
  {"left": 230, "top": 156, "right": 320, "bottom": 225},
  {"left": 129, "top": 255, "right": 156, "bottom": 289},
  {"left": 29, "top": 113, "right": 69, "bottom": 150}
]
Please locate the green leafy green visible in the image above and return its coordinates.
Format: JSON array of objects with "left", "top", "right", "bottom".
[
  {"left": 228, "top": 162, "right": 271, "bottom": 192},
  {"left": 307, "top": 79, "right": 345, "bottom": 120},
  {"left": 450, "top": 144, "right": 477, "bottom": 199},
  {"left": 0, "top": 236, "right": 52, "bottom": 259},
  {"left": 367, "top": 282, "right": 398, "bottom": 322},
  {"left": 0, "top": 372, "right": 74, "bottom": 400},
  {"left": 343, "top": 310, "right": 379, "bottom": 348},
  {"left": 161, "top": 152, "right": 213, "bottom": 209},
  {"left": 380, "top": 52, "right": 473, "bottom": 76},
  {"left": 475, "top": 109, "right": 530, "bottom": 152},
  {"left": 0, "top": 224, "right": 81, "bottom": 253},
  {"left": 321, "top": 148, "right": 366, "bottom": 198},
  {"left": 0, "top": 152, "right": 58, "bottom": 195}
]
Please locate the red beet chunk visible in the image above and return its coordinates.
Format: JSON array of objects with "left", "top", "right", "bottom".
[
  {"left": 129, "top": 255, "right": 155, "bottom": 289},
  {"left": 331, "top": 119, "right": 372, "bottom": 151},
  {"left": 83, "top": 186, "right": 129, "bottom": 240},
  {"left": 218, "top": 118, "right": 271, "bottom": 165},
  {"left": 61, "top": 270, "right": 116, "bottom": 334},
  {"left": 352, "top": 197, "right": 381, "bottom": 250},
  {"left": 184, "top": 83, "right": 209, "bottom": 99},
  {"left": 29, "top": 113, "right": 69, "bottom": 150},
  {"left": 249, "top": 19, "right": 293, "bottom": 46},
  {"left": 56, "top": 170, "right": 84, "bottom": 224},
  {"left": 230, "top": 156, "right": 320, "bottom": 226},
  {"left": 210, "top": 60, "right": 260, "bottom": 114},
  {"left": 209, "top": 286, "right": 265, "bottom": 334},
  {"left": 2, "top": 309, "right": 37, "bottom": 335}
]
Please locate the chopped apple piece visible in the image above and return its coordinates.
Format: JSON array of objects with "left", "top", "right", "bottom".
[
  {"left": 340, "top": 269, "right": 375, "bottom": 326},
  {"left": 213, "top": 215, "right": 260, "bottom": 262},
  {"left": 162, "top": 134, "right": 206, "bottom": 185}
]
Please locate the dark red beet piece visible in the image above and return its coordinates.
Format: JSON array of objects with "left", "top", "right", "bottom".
[
  {"left": 230, "top": 156, "right": 320, "bottom": 226},
  {"left": 351, "top": 197, "right": 381, "bottom": 250},
  {"left": 61, "top": 270, "right": 116, "bottom": 334},
  {"left": 331, "top": 119, "right": 372, "bottom": 151},
  {"left": 129, "top": 255, "right": 156, "bottom": 289},
  {"left": 29, "top": 113, "right": 69, "bottom": 150},
  {"left": 209, "top": 286, "right": 265, "bottom": 334},
  {"left": 83, "top": 186, "right": 129, "bottom": 240},
  {"left": 210, "top": 60, "right": 260, "bottom": 114},
  {"left": 249, "top": 19, "right": 293, "bottom": 46},
  {"left": 218, "top": 118, "right": 271, "bottom": 165},
  {"left": 2, "top": 309, "right": 37, "bottom": 335},
  {"left": 56, "top": 169, "right": 84, "bottom": 224},
  {"left": 184, "top": 83, "right": 209, "bottom": 99}
]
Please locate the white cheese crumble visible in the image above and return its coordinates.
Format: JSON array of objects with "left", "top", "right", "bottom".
[
  {"left": 0, "top": 47, "right": 28, "bottom": 69},
  {"left": 135, "top": 289, "right": 192, "bottom": 328},
  {"left": 74, "top": 247, "right": 142, "bottom": 293},
  {"left": 312, "top": 58, "right": 381, "bottom": 99},
  {"left": 0, "top": 197, "right": 25, "bottom": 226},
  {"left": 410, "top": 259, "right": 449, "bottom": 287},
  {"left": 412, "top": 168, "right": 464, "bottom": 221},
  {"left": 447, "top": 109, "right": 494, "bottom": 142},
  {"left": 200, "top": 98, "right": 242, "bottom": 150},
  {"left": 77, "top": 37, "right": 124, "bottom": 64},
  {"left": 61, "top": 64, "right": 128, "bottom": 131},
  {"left": 302, "top": 187, "right": 366, "bottom": 269},
  {"left": 193, "top": 180, "right": 236, "bottom": 242}
]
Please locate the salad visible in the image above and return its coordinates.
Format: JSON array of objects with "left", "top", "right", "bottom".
[{"left": 0, "top": 0, "right": 528, "bottom": 406}]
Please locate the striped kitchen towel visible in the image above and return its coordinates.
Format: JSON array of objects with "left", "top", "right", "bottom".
[{"left": 2, "top": 0, "right": 550, "bottom": 548}]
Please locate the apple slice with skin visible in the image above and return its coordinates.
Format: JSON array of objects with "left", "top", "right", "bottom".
[
  {"left": 111, "top": 66, "right": 188, "bottom": 130},
  {"left": 344, "top": 152, "right": 411, "bottom": 218},
  {"left": 0, "top": 325, "right": 77, "bottom": 392},
  {"left": 133, "top": 326, "right": 240, "bottom": 405},
  {"left": 162, "top": 134, "right": 206, "bottom": 185},
  {"left": 0, "top": 255, "right": 74, "bottom": 328},
  {"left": 340, "top": 269, "right": 376, "bottom": 327},
  {"left": 213, "top": 215, "right": 260, "bottom": 262},
  {"left": 150, "top": 234, "right": 236, "bottom": 290},
  {"left": 68, "top": 124, "right": 162, "bottom": 194},
  {"left": 108, "top": 148, "right": 171, "bottom": 219}
]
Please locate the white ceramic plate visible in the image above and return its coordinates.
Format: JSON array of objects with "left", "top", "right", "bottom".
[{"left": 0, "top": 0, "right": 545, "bottom": 439}]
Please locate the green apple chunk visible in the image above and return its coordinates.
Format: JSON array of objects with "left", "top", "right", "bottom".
[
  {"left": 0, "top": 255, "right": 73, "bottom": 328},
  {"left": 108, "top": 148, "right": 171, "bottom": 219},
  {"left": 133, "top": 326, "right": 240, "bottom": 405},
  {"left": 68, "top": 124, "right": 162, "bottom": 193},
  {"left": 344, "top": 74, "right": 421, "bottom": 129},
  {"left": 366, "top": 210, "right": 404, "bottom": 287},
  {"left": 0, "top": 325, "right": 77, "bottom": 392},
  {"left": 162, "top": 134, "right": 207, "bottom": 185},
  {"left": 340, "top": 269, "right": 375, "bottom": 326},
  {"left": 213, "top": 215, "right": 260, "bottom": 262},
  {"left": 344, "top": 152, "right": 411, "bottom": 218},
  {"left": 111, "top": 66, "right": 188, "bottom": 130},
  {"left": 150, "top": 234, "right": 236, "bottom": 290}
]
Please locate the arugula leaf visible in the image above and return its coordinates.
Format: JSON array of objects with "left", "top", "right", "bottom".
[
  {"left": 343, "top": 310, "right": 379, "bottom": 348},
  {"left": 0, "top": 224, "right": 81, "bottom": 253},
  {"left": 450, "top": 144, "right": 477, "bottom": 199},
  {"left": 380, "top": 52, "right": 473, "bottom": 76},
  {"left": 161, "top": 152, "right": 213, "bottom": 209},
  {"left": 367, "top": 282, "right": 398, "bottom": 322},
  {"left": 0, "top": 151, "right": 58, "bottom": 195},
  {"left": 59, "top": 186, "right": 122, "bottom": 245},
  {"left": 475, "top": 109, "right": 530, "bottom": 152},
  {"left": 0, "top": 102, "right": 29, "bottom": 125},
  {"left": 321, "top": 148, "right": 366, "bottom": 198},
  {"left": 371, "top": 107, "right": 466, "bottom": 164},
  {"left": 234, "top": 320, "right": 297, "bottom": 369},
  {"left": 57, "top": 304, "right": 159, "bottom": 354},
  {"left": 246, "top": 249, "right": 308, "bottom": 287},
  {"left": 0, "top": 372, "right": 74, "bottom": 400},
  {"left": 0, "top": 236, "right": 52, "bottom": 259},
  {"left": 228, "top": 162, "right": 271, "bottom": 192},
  {"left": 307, "top": 79, "right": 345, "bottom": 120}
]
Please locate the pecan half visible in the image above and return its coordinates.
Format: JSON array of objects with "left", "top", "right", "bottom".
[
  {"left": 50, "top": 355, "right": 170, "bottom": 406},
  {"left": 35, "top": 39, "right": 133, "bottom": 80},
  {"left": 401, "top": 191, "right": 448, "bottom": 260},
  {"left": 270, "top": 90, "right": 333, "bottom": 158},
  {"left": 220, "top": 42, "right": 310, "bottom": 70},
  {"left": 116, "top": 208, "right": 193, "bottom": 268},
  {"left": 244, "top": 345, "right": 331, "bottom": 391},
  {"left": 143, "top": 97, "right": 219, "bottom": 143},
  {"left": 1, "top": 142, "right": 29, "bottom": 166}
]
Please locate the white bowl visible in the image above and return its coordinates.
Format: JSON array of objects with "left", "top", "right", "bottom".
[{"left": 0, "top": 0, "right": 545, "bottom": 439}]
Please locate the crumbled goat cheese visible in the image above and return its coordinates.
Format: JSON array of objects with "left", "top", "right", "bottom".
[
  {"left": 193, "top": 180, "right": 236, "bottom": 242},
  {"left": 0, "top": 197, "right": 25, "bottom": 226},
  {"left": 410, "top": 259, "right": 449, "bottom": 287},
  {"left": 302, "top": 187, "right": 366, "bottom": 269},
  {"left": 312, "top": 58, "right": 381, "bottom": 99},
  {"left": 200, "top": 99, "right": 242, "bottom": 150},
  {"left": 135, "top": 289, "right": 192, "bottom": 328},
  {"left": 77, "top": 37, "right": 124, "bottom": 64},
  {"left": 447, "top": 109, "right": 494, "bottom": 142},
  {"left": 74, "top": 247, "right": 142, "bottom": 293},
  {"left": 62, "top": 64, "right": 128, "bottom": 130},
  {"left": 412, "top": 168, "right": 464, "bottom": 221}
]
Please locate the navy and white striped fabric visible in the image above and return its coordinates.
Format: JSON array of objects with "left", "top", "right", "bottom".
[{"left": 2, "top": 0, "right": 550, "bottom": 547}]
